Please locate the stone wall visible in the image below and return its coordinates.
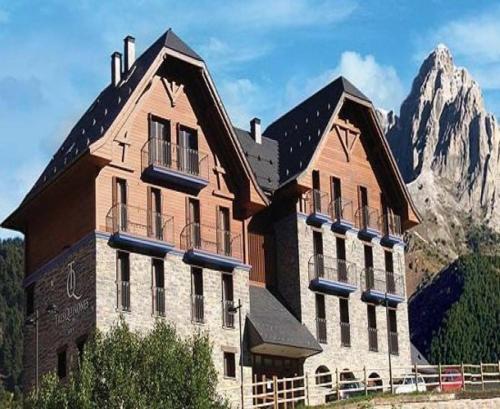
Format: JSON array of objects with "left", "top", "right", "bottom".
[
  {"left": 23, "top": 233, "right": 96, "bottom": 390},
  {"left": 275, "top": 213, "right": 412, "bottom": 404},
  {"left": 95, "top": 235, "right": 252, "bottom": 406}
]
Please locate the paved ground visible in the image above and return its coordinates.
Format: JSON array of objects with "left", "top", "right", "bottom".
[{"left": 375, "top": 397, "right": 500, "bottom": 408}]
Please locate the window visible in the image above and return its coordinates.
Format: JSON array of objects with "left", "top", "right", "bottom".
[
  {"left": 26, "top": 284, "right": 34, "bottom": 316},
  {"left": 339, "top": 298, "right": 350, "bottom": 347},
  {"left": 76, "top": 335, "right": 87, "bottom": 362},
  {"left": 385, "top": 251, "right": 396, "bottom": 294},
  {"left": 114, "top": 178, "right": 128, "bottom": 231},
  {"left": 217, "top": 207, "right": 231, "bottom": 256},
  {"left": 312, "top": 170, "right": 320, "bottom": 190},
  {"left": 117, "top": 252, "right": 130, "bottom": 311},
  {"left": 367, "top": 305, "right": 378, "bottom": 352},
  {"left": 331, "top": 176, "right": 342, "bottom": 218},
  {"left": 153, "top": 259, "right": 165, "bottom": 316},
  {"left": 315, "top": 366, "right": 332, "bottom": 387},
  {"left": 315, "top": 294, "right": 327, "bottom": 343},
  {"left": 222, "top": 274, "right": 234, "bottom": 328},
  {"left": 57, "top": 348, "right": 67, "bottom": 379},
  {"left": 149, "top": 116, "right": 171, "bottom": 166},
  {"left": 364, "top": 245, "right": 374, "bottom": 288},
  {"left": 187, "top": 198, "right": 201, "bottom": 248},
  {"left": 191, "top": 267, "right": 204, "bottom": 323},
  {"left": 388, "top": 309, "right": 399, "bottom": 355},
  {"left": 313, "top": 230, "right": 324, "bottom": 278},
  {"left": 178, "top": 126, "right": 199, "bottom": 174},
  {"left": 358, "top": 186, "right": 369, "bottom": 228},
  {"left": 336, "top": 237, "right": 347, "bottom": 282},
  {"left": 149, "top": 188, "right": 162, "bottom": 240},
  {"left": 224, "top": 352, "right": 236, "bottom": 378}
]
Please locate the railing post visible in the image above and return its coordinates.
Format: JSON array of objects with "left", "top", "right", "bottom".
[
  {"left": 438, "top": 363, "right": 442, "bottom": 392},
  {"left": 414, "top": 363, "right": 418, "bottom": 390},
  {"left": 273, "top": 376, "right": 278, "bottom": 409},
  {"left": 480, "top": 361, "right": 484, "bottom": 391},
  {"left": 364, "top": 366, "right": 367, "bottom": 396},
  {"left": 461, "top": 362, "right": 465, "bottom": 391},
  {"left": 305, "top": 373, "right": 310, "bottom": 406},
  {"left": 336, "top": 368, "right": 340, "bottom": 401}
]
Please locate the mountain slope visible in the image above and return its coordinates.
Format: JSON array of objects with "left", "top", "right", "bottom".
[{"left": 385, "top": 45, "right": 500, "bottom": 293}]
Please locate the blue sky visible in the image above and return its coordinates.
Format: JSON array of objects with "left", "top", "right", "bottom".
[{"left": 1, "top": 0, "right": 499, "bottom": 238}]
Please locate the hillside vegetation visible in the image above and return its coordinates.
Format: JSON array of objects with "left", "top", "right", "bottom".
[{"left": 409, "top": 253, "right": 500, "bottom": 364}]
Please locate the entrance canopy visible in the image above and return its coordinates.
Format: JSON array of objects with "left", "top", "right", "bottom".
[{"left": 247, "top": 287, "right": 322, "bottom": 359}]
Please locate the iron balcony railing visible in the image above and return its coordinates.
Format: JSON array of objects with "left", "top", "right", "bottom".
[
  {"left": 180, "top": 222, "right": 243, "bottom": 261},
  {"left": 308, "top": 254, "right": 357, "bottom": 287},
  {"left": 340, "top": 322, "right": 351, "bottom": 347},
  {"left": 155, "top": 287, "right": 165, "bottom": 317},
  {"left": 380, "top": 213, "right": 402, "bottom": 238},
  {"left": 142, "top": 138, "right": 209, "bottom": 180},
  {"left": 316, "top": 318, "right": 327, "bottom": 344},
  {"left": 368, "top": 327, "right": 378, "bottom": 352},
  {"left": 355, "top": 205, "right": 380, "bottom": 232},
  {"left": 191, "top": 294, "right": 204, "bottom": 324},
  {"left": 222, "top": 300, "right": 235, "bottom": 328},
  {"left": 118, "top": 281, "right": 130, "bottom": 312},
  {"left": 330, "top": 197, "right": 354, "bottom": 224},
  {"left": 389, "top": 331, "right": 399, "bottom": 355},
  {"left": 106, "top": 203, "right": 174, "bottom": 244},
  {"left": 362, "top": 267, "right": 405, "bottom": 298},
  {"left": 304, "top": 189, "right": 330, "bottom": 216}
]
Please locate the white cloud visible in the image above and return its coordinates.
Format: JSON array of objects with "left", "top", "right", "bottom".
[
  {"left": 218, "top": 78, "right": 264, "bottom": 128},
  {"left": 420, "top": 6, "right": 500, "bottom": 94},
  {"left": 285, "top": 51, "right": 404, "bottom": 112}
]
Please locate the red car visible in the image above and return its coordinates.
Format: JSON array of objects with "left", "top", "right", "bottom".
[{"left": 440, "top": 368, "right": 463, "bottom": 392}]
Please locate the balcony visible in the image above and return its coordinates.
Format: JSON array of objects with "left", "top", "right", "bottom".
[
  {"left": 316, "top": 318, "right": 327, "bottom": 344},
  {"left": 355, "top": 206, "right": 381, "bottom": 239},
  {"left": 141, "top": 138, "right": 209, "bottom": 190},
  {"left": 380, "top": 213, "right": 403, "bottom": 246},
  {"left": 330, "top": 198, "right": 355, "bottom": 232},
  {"left": 308, "top": 255, "right": 357, "bottom": 295},
  {"left": 106, "top": 203, "right": 175, "bottom": 255},
  {"left": 304, "top": 189, "right": 332, "bottom": 225},
  {"left": 180, "top": 222, "right": 245, "bottom": 271},
  {"left": 361, "top": 268, "right": 405, "bottom": 304}
]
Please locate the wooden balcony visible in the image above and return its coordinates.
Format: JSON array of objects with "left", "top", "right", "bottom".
[
  {"left": 355, "top": 206, "right": 381, "bottom": 239},
  {"left": 304, "top": 189, "right": 332, "bottom": 225},
  {"left": 361, "top": 267, "right": 405, "bottom": 304},
  {"left": 308, "top": 255, "right": 357, "bottom": 295},
  {"left": 141, "top": 138, "right": 209, "bottom": 190},
  {"left": 106, "top": 203, "right": 175, "bottom": 255},
  {"left": 180, "top": 222, "right": 245, "bottom": 271},
  {"left": 330, "top": 197, "right": 355, "bottom": 232},
  {"left": 380, "top": 213, "right": 403, "bottom": 246}
]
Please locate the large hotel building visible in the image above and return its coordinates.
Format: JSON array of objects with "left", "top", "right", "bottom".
[{"left": 2, "top": 29, "right": 420, "bottom": 405}]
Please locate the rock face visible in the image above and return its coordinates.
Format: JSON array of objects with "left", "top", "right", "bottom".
[{"left": 386, "top": 45, "right": 500, "bottom": 293}]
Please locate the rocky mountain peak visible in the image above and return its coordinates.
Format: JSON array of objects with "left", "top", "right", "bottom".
[{"left": 386, "top": 44, "right": 500, "bottom": 265}]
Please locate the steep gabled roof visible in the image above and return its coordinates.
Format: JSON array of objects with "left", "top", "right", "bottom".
[
  {"left": 5, "top": 28, "right": 268, "bottom": 227},
  {"left": 233, "top": 127, "right": 279, "bottom": 193},
  {"left": 263, "top": 76, "right": 368, "bottom": 186}
]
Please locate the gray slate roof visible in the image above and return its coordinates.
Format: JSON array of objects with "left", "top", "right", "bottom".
[
  {"left": 260, "top": 76, "right": 369, "bottom": 188},
  {"left": 248, "top": 286, "right": 322, "bottom": 353},
  {"left": 233, "top": 127, "right": 279, "bottom": 192},
  {"left": 20, "top": 29, "right": 201, "bottom": 207}
]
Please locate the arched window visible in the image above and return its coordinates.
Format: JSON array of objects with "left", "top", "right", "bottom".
[
  {"left": 368, "top": 372, "right": 383, "bottom": 393},
  {"left": 315, "top": 365, "right": 332, "bottom": 388},
  {"left": 340, "top": 369, "right": 355, "bottom": 381}
]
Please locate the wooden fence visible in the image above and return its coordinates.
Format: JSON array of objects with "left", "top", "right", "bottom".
[{"left": 219, "top": 362, "right": 500, "bottom": 408}]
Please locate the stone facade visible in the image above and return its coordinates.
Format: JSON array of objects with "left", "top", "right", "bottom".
[{"left": 273, "top": 212, "right": 412, "bottom": 404}]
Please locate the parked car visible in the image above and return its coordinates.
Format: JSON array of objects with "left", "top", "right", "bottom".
[
  {"left": 394, "top": 374, "right": 427, "bottom": 394},
  {"left": 440, "top": 368, "right": 463, "bottom": 392},
  {"left": 338, "top": 380, "right": 365, "bottom": 400}
]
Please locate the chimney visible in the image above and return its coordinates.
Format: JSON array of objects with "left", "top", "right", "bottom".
[
  {"left": 111, "top": 52, "right": 122, "bottom": 86},
  {"left": 123, "top": 35, "right": 136, "bottom": 72},
  {"left": 250, "top": 117, "right": 262, "bottom": 144}
]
